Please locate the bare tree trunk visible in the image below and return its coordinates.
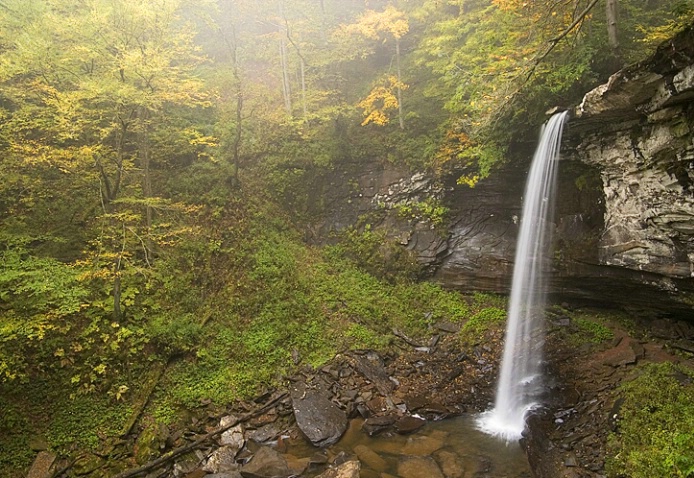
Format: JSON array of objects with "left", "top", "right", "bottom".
[
  {"left": 113, "top": 274, "right": 122, "bottom": 320},
  {"left": 232, "top": 89, "right": 243, "bottom": 185},
  {"left": 220, "top": 19, "right": 244, "bottom": 187},
  {"left": 279, "top": 37, "right": 292, "bottom": 114},
  {"left": 606, "top": 0, "right": 619, "bottom": 55},
  {"left": 113, "top": 222, "right": 126, "bottom": 320},
  {"left": 319, "top": 0, "right": 327, "bottom": 45},
  {"left": 300, "top": 57, "right": 307, "bottom": 118},
  {"left": 139, "top": 108, "right": 153, "bottom": 264},
  {"left": 396, "top": 37, "right": 404, "bottom": 130}
]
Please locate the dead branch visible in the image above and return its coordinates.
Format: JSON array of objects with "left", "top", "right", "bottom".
[{"left": 111, "top": 391, "right": 289, "bottom": 478}]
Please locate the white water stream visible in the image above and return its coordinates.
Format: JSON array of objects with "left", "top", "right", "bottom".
[{"left": 478, "top": 111, "right": 568, "bottom": 441}]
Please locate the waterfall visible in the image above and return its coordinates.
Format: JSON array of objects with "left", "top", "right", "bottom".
[{"left": 477, "top": 111, "right": 568, "bottom": 441}]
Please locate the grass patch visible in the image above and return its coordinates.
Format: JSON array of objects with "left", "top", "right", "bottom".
[
  {"left": 463, "top": 307, "right": 506, "bottom": 333},
  {"left": 148, "top": 224, "right": 474, "bottom": 412},
  {"left": 345, "top": 323, "right": 392, "bottom": 349},
  {"left": 607, "top": 362, "right": 694, "bottom": 478}
]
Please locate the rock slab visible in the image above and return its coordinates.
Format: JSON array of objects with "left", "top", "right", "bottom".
[
  {"left": 315, "top": 460, "right": 361, "bottom": 478},
  {"left": 27, "top": 452, "right": 56, "bottom": 478},
  {"left": 239, "top": 446, "right": 290, "bottom": 478},
  {"left": 290, "top": 381, "right": 347, "bottom": 447}
]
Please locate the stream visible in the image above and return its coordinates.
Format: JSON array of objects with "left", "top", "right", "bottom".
[{"left": 284, "top": 415, "right": 532, "bottom": 478}]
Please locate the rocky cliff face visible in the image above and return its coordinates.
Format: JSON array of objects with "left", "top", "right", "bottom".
[
  {"left": 563, "top": 25, "right": 694, "bottom": 313},
  {"left": 311, "top": 27, "right": 694, "bottom": 317}
]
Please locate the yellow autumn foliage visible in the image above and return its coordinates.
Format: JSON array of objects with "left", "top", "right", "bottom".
[{"left": 358, "top": 76, "right": 409, "bottom": 127}]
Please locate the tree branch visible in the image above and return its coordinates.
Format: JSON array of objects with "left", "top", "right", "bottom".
[
  {"left": 110, "top": 391, "right": 289, "bottom": 478},
  {"left": 524, "top": 0, "right": 601, "bottom": 82},
  {"left": 482, "top": 0, "right": 602, "bottom": 131}
]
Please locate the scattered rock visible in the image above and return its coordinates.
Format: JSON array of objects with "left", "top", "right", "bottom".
[
  {"left": 284, "top": 454, "right": 310, "bottom": 475},
  {"left": 173, "top": 453, "right": 203, "bottom": 477},
  {"left": 346, "top": 352, "right": 395, "bottom": 397},
  {"left": 362, "top": 415, "right": 396, "bottom": 436},
  {"left": 402, "top": 433, "right": 445, "bottom": 456},
  {"left": 219, "top": 417, "right": 245, "bottom": 449},
  {"left": 203, "top": 446, "right": 240, "bottom": 474},
  {"left": 564, "top": 454, "right": 578, "bottom": 467},
  {"left": 28, "top": 435, "right": 49, "bottom": 452},
  {"left": 246, "top": 423, "right": 280, "bottom": 444},
  {"left": 433, "top": 449, "right": 465, "bottom": 478},
  {"left": 599, "top": 337, "right": 638, "bottom": 368},
  {"left": 435, "top": 322, "right": 460, "bottom": 333}
]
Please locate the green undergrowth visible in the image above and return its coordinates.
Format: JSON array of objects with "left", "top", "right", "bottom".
[
  {"left": 607, "top": 362, "right": 694, "bottom": 478},
  {"left": 549, "top": 307, "right": 621, "bottom": 346},
  {"left": 0, "top": 183, "right": 477, "bottom": 475},
  {"left": 458, "top": 292, "right": 508, "bottom": 344},
  {"left": 0, "top": 377, "right": 132, "bottom": 474},
  {"left": 153, "top": 225, "right": 474, "bottom": 412},
  {"left": 571, "top": 316, "right": 615, "bottom": 344}
]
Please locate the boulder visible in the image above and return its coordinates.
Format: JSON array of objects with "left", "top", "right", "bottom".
[
  {"left": 314, "top": 460, "right": 361, "bottom": 478},
  {"left": 396, "top": 456, "right": 445, "bottom": 478},
  {"left": 239, "top": 446, "right": 290, "bottom": 478},
  {"left": 219, "top": 416, "right": 244, "bottom": 450},
  {"left": 353, "top": 445, "right": 388, "bottom": 472},
  {"left": 203, "top": 446, "right": 240, "bottom": 474},
  {"left": 433, "top": 449, "right": 465, "bottom": 478},
  {"left": 290, "top": 381, "right": 347, "bottom": 447},
  {"left": 401, "top": 433, "right": 445, "bottom": 456},
  {"left": 394, "top": 415, "right": 426, "bottom": 435},
  {"left": 27, "top": 451, "right": 56, "bottom": 478},
  {"left": 362, "top": 415, "right": 396, "bottom": 436}
]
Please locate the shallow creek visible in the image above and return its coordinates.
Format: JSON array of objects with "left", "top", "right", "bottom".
[{"left": 284, "top": 415, "right": 532, "bottom": 477}]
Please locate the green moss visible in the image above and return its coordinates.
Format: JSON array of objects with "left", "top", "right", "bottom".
[
  {"left": 0, "top": 191, "right": 474, "bottom": 469},
  {"left": 607, "top": 362, "right": 694, "bottom": 478},
  {"left": 345, "top": 323, "right": 391, "bottom": 349},
  {"left": 573, "top": 317, "right": 615, "bottom": 344},
  {"left": 460, "top": 306, "right": 507, "bottom": 343},
  {"left": 390, "top": 198, "right": 449, "bottom": 226}
]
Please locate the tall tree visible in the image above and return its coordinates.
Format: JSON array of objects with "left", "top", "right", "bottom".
[
  {"left": 0, "top": 0, "right": 211, "bottom": 319},
  {"left": 339, "top": 4, "right": 410, "bottom": 129}
]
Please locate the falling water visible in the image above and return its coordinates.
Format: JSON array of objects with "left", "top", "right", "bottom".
[{"left": 477, "top": 111, "right": 568, "bottom": 441}]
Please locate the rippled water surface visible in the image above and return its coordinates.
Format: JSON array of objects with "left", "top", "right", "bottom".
[{"left": 286, "top": 415, "right": 532, "bottom": 477}]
